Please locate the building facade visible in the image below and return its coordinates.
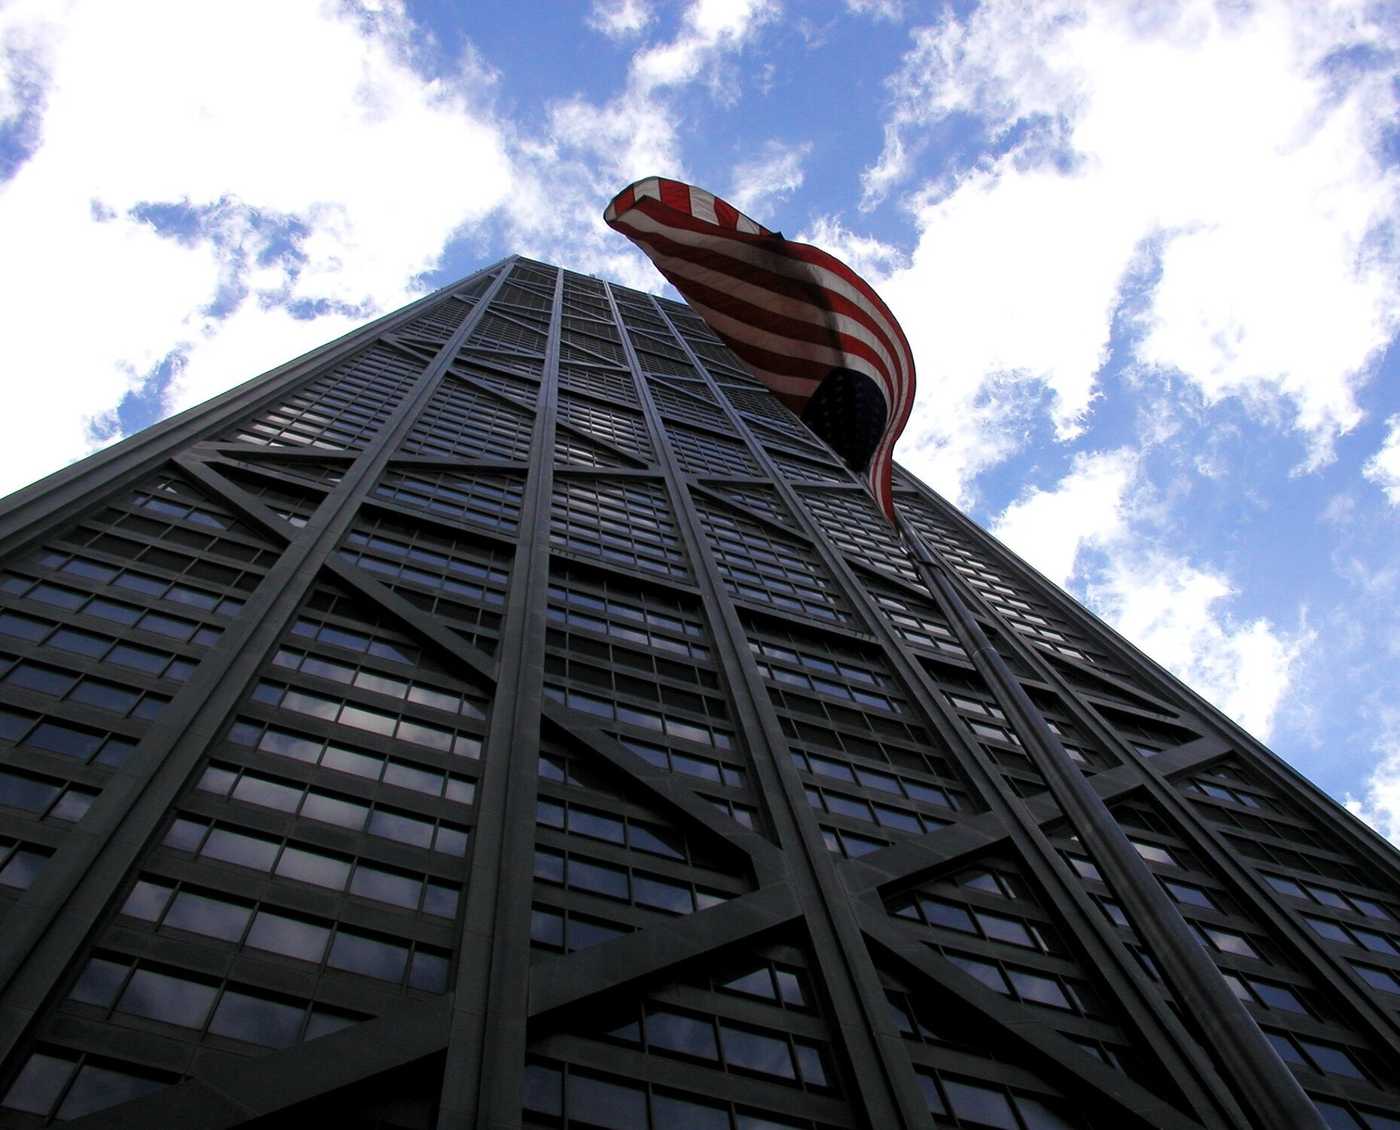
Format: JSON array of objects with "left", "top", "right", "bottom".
[{"left": 0, "top": 256, "right": 1396, "bottom": 1129}]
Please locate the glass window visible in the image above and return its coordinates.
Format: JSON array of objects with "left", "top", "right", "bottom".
[
  {"left": 54, "top": 1062, "right": 165, "bottom": 1121},
  {"left": 368, "top": 809, "right": 433, "bottom": 849},
  {"left": 1008, "top": 970, "right": 1072, "bottom": 1010},
  {"left": 1300, "top": 1040, "right": 1366, "bottom": 1080},
  {"left": 409, "top": 949, "right": 450, "bottom": 993},
  {"left": 349, "top": 864, "right": 420, "bottom": 908},
  {"left": 202, "top": 827, "right": 279, "bottom": 871},
  {"left": 162, "top": 891, "right": 251, "bottom": 941},
  {"left": 209, "top": 989, "right": 306, "bottom": 1047},
  {"left": 383, "top": 760, "right": 442, "bottom": 795},
  {"left": 568, "top": 1072, "right": 646, "bottom": 1130},
  {"left": 646, "top": 1009, "right": 718, "bottom": 1059},
  {"left": 1251, "top": 980, "right": 1307, "bottom": 1013},
  {"left": 633, "top": 874, "right": 693, "bottom": 913},
  {"left": 652, "top": 1093, "right": 728, "bottom": 1130},
  {"left": 69, "top": 957, "right": 131, "bottom": 1007},
  {"left": 1164, "top": 880, "right": 1215, "bottom": 908},
  {"left": 1131, "top": 840, "right": 1176, "bottom": 866},
  {"left": 1352, "top": 963, "right": 1400, "bottom": 992},
  {"left": 720, "top": 1025, "right": 795, "bottom": 1078},
  {"left": 301, "top": 790, "right": 368, "bottom": 829},
  {"left": 794, "top": 1042, "right": 828, "bottom": 1086},
  {"left": 523, "top": 1062, "right": 563, "bottom": 1117},
  {"left": 1, "top": 1051, "right": 77, "bottom": 1116},
  {"left": 232, "top": 774, "right": 301, "bottom": 813},
  {"left": 1202, "top": 927, "right": 1259, "bottom": 958},
  {"left": 117, "top": 968, "right": 218, "bottom": 1028},
  {"left": 122, "top": 878, "right": 175, "bottom": 921},
  {"left": 569, "top": 858, "right": 629, "bottom": 900},
  {"left": 26, "top": 720, "right": 105, "bottom": 760},
  {"left": 329, "top": 929, "right": 408, "bottom": 985},
  {"left": 276, "top": 846, "right": 351, "bottom": 890},
  {"left": 246, "top": 911, "right": 330, "bottom": 963},
  {"left": 0, "top": 847, "right": 48, "bottom": 889},
  {"left": 0, "top": 771, "right": 60, "bottom": 813},
  {"left": 944, "top": 1079, "right": 1017, "bottom": 1130},
  {"left": 978, "top": 912, "right": 1034, "bottom": 947}
]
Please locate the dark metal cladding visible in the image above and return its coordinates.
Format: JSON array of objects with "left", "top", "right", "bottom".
[{"left": 0, "top": 256, "right": 1393, "bottom": 1130}]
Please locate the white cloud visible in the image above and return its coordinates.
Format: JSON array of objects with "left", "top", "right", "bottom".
[
  {"left": 1363, "top": 414, "right": 1400, "bottom": 504},
  {"left": 631, "top": 0, "right": 778, "bottom": 94},
  {"left": 508, "top": 0, "right": 780, "bottom": 290},
  {"left": 795, "top": 214, "right": 907, "bottom": 285},
  {"left": 728, "top": 139, "right": 810, "bottom": 219},
  {"left": 871, "top": 1, "right": 1400, "bottom": 503},
  {"left": 1346, "top": 709, "right": 1400, "bottom": 846},
  {"left": 985, "top": 448, "right": 1311, "bottom": 743},
  {"left": 0, "top": 0, "right": 516, "bottom": 495},
  {"left": 845, "top": 0, "right": 903, "bottom": 21},
  {"left": 1087, "top": 552, "right": 1313, "bottom": 743},
  {"left": 991, "top": 449, "right": 1138, "bottom": 588},
  {"left": 588, "top": 0, "right": 654, "bottom": 40}
]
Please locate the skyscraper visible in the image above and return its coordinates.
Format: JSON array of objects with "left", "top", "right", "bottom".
[{"left": 0, "top": 252, "right": 1396, "bottom": 1130}]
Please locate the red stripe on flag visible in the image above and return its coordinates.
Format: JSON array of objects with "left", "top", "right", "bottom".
[{"left": 659, "top": 179, "right": 691, "bottom": 212}]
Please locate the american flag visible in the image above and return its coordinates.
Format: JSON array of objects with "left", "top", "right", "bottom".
[{"left": 604, "top": 177, "right": 916, "bottom": 522}]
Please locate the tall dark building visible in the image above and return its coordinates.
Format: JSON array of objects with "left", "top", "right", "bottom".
[{"left": 0, "top": 255, "right": 1397, "bottom": 1130}]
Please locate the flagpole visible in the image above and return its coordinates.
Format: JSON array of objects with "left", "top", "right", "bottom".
[{"left": 894, "top": 513, "right": 1324, "bottom": 1130}]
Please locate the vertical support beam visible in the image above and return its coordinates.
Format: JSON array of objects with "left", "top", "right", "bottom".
[
  {"left": 630, "top": 295, "right": 927, "bottom": 1130},
  {"left": 899, "top": 520, "right": 1323, "bottom": 1130},
  {"left": 437, "top": 264, "right": 563, "bottom": 1129}
]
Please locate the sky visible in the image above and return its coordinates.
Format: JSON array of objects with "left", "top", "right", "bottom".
[{"left": 1, "top": 0, "right": 1398, "bottom": 838}]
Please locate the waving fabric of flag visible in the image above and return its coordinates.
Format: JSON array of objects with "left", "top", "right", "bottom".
[{"left": 604, "top": 177, "right": 916, "bottom": 522}]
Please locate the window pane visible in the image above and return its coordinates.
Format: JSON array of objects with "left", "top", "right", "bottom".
[
  {"left": 209, "top": 990, "right": 306, "bottom": 1047},
  {"left": 246, "top": 911, "right": 330, "bottom": 963},
  {"left": 944, "top": 1079, "right": 1017, "bottom": 1130},
  {"left": 276, "top": 846, "right": 351, "bottom": 890},
  {"left": 322, "top": 744, "right": 381, "bottom": 778},
  {"left": 329, "top": 930, "right": 410, "bottom": 981},
  {"left": 1, "top": 1051, "right": 76, "bottom": 1116},
  {"left": 795, "top": 1042, "right": 828, "bottom": 1086},
  {"left": 920, "top": 898, "right": 975, "bottom": 932},
  {"left": 978, "top": 912, "right": 1035, "bottom": 948},
  {"left": 202, "top": 828, "right": 279, "bottom": 871},
  {"left": 162, "top": 891, "right": 251, "bottom": 941},
  {"left": 54, "top": 1062, "right": 164, "bottom": 1121},
  {"left": 424, "top": 880, "right": 460, "bottom": 918},
  {"left": 652, "top": 1093, "right": 729, "bottom": 1129},
  {"left": 69, "top": 957, "right": 131, "bottom": 1007},
  {"left": 305, "top": 1008, "right": 359, "bottom": 1041},
  {"left": 0, "top": 771, "right": 60, "bottom": 812},
  {"left": 383, "top": 760, "right": 442, "bottom": 795},
  {"left": 0, "top": 848, "right": 47, "bottom": 889},
  {"left": 1008, "top": 970, "right": 1072, "bottom": 1009},
  {"left": 523, "top": 1063, "right": 562, "bottom": 1117},
  {"left": 349, "top": 864, "right": 420, "bottom": 908},
  {"left": 568, "top": 1072, "right": 646, "bottom": 1130},
  {"left": 301, "top": 790, "right": 368, "bottom": 829},
  {"left": 117, "top": 968, "right": 218, "bottom": 1028},
  {"left": 568, "top": 858, "right": 628, "bottom": 900},
  {"left": 232, "top": 774, "right": 302, "bottom": 813},
  {"left": 646, "top": 1010, "right": 717, "bottom": 1059},
  {"left": 408, "top": 950, "right": 450, "bottom": 993},
  {"left": 121, "top": 879, "right": 174, "bottom": 921},
  {"left": 1251, "top": 980, "right": 1307, "bottom": 1014},
  {"left": 723, "top": 969, "right": 776, "bottom": 1000},
  {"left": 368, "top": 809, "right": 433, "bottom": 849},
  {"left": 719, "top": 1025, "right": 795, "bottom": 1078},
  {"left": 633, "top": 874, "right": 692, "bottom": 913}
]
